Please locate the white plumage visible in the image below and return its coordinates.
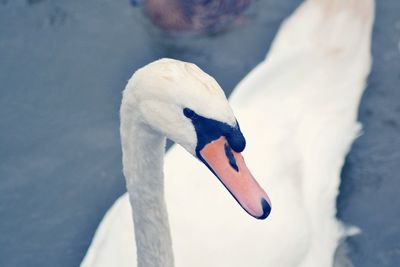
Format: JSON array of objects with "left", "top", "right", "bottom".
[{"left": 81, "top": 0, "right": 374, "bottom": 266}]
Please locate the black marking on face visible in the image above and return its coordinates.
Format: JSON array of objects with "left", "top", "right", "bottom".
[
  {"left": 224, "top": 143, "right": 239, "bottom": 172},
  {"left": 183, "top": 107, "right": 270, "bottom": 220},
  {"left": 183, "top": 107, "right": 253, "bottom": 215},
  {"left": 182, "top": 107, "right": 245, "bottom": 158},
  {"left": 183, "top": 107, "right": 195, "bottom": 119}
]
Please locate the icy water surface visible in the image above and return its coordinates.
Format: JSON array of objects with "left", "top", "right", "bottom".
[{"left": 0, "top": 0, "right": 399, "bottom": 266}]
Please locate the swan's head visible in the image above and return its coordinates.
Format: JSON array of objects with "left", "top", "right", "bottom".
[{"left": 123, "top": 58, "right": 271, "bottom": 220}]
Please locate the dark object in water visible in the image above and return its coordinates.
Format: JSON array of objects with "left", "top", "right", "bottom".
[{"left": 131, "top": 0, "right": 252, "bottom": 33}]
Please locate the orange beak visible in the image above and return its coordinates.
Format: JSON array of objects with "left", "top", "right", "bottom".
[{"left": 199, "top": 136, "right": 271, "bottom": 219}]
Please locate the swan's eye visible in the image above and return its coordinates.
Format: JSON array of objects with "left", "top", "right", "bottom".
[{"left": 183, "top": 108, "right": 195, "bottom": 119}]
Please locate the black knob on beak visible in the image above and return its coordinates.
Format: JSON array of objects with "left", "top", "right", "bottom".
[{"left": 226, "top": 124, "right": 246, "bottom": 152}]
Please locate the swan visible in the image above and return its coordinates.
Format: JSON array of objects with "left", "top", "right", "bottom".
[
  {"left": 81, "top": 0, "right": 375, "bottom": 266},
  {"left": 86, "top": 58, "right": 271, "bottom": 267}
]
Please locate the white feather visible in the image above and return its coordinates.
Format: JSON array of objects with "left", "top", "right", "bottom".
[{"left": 81, "top": 0, "right": 374, "bottom": 266}]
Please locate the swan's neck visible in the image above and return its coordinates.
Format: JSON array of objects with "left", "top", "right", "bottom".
[{"left": 120, "top": 105, "right": 174, "bottom": 267}]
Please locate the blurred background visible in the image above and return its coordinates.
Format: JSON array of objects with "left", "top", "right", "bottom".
[{"left": 0, "top": 0, "right": 399, "bottom": 266}]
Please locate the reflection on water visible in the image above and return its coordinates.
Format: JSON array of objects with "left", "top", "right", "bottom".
[
  {"left": 133, "top": 0, "right": 252, "bottom": 33},
  {"left": 27, "top": 0, "right": 45, "bottom": 5}
]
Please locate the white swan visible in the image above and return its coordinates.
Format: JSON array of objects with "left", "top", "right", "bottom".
[{"left": 81, "top": 0, "right": 375, "bottom": 266}]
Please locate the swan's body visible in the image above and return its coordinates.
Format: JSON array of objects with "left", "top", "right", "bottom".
[{"left": 82, "top": 0, "right": 374, "bottom": 266}]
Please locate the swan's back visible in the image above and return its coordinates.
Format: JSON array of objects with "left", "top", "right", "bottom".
[
  {"left": 81, "top": 1, "right": 374, "bottom": 266},
  {"left": 230, "top": 0, "right": 373, "bottom": 106}
]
